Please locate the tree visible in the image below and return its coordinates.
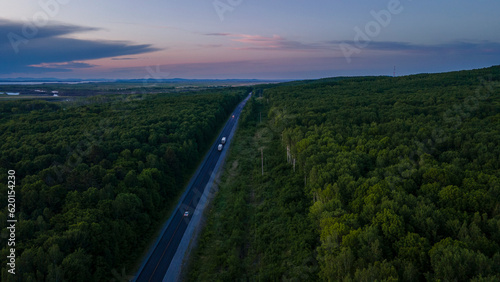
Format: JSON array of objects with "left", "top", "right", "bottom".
[{"left": 61, "top": 248, "right": 92, "bottom": 282}]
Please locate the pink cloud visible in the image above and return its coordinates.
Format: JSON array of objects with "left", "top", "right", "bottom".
[
  {"left": 231, "top": 34, "right": 284, "bottom": 48},
  {"left": 206, "top": 32, "right": 326, "bottom": 51}
]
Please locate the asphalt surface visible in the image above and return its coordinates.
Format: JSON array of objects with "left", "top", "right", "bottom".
[{"left": 134, "top": 93, "right": 251, "bottom": 282}]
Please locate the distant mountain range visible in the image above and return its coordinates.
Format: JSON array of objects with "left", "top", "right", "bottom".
[
  {"left": 0, "top": 78, "right": 109, "bottom": 83},
  {"left": 0, "top": 77, "right": 289, "bottom": 83}
]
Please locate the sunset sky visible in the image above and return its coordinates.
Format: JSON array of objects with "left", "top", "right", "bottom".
[{"left": 1, "top": 0, "right": 500, "bottom": 79}]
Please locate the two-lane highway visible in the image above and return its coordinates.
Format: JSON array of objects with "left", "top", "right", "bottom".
[{"left": 135, "top": 93, "right": 252, "bottom": 281}]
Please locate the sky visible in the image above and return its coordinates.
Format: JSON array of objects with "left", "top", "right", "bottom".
[{"left": 1, "top": 0, "right": 500, "bottom": 79}]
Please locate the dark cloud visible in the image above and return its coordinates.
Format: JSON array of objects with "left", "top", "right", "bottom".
[
  {"left": 196, "top": 44, "right": 223, "bottom": 48},
  {"left": 205, "top": 33, "right": 232, "bottom": 36},
  {"left": 207, "top": 32, "right": 500, "bottom": 55},
  {"left": 329, "top": 40, "right": 419, "bottom": 51},
  {"left": 206, "top": 33, "right": 327, "bottom": 51},
  {"left": 0, "top": 19, "right": 98, "bottom": 43},
  {"left": 111, "top": 57, "right": 138, "bottom": 61},
  {"left": 0, "top": 19, "right": 159, "bottom": 74},
  {"left": 233, "top": 35, "right": 326, "bottom": 51},
  {"left": 37, "top": 61, "right": 97, "bottom": 69},
  {"left": 329, "top": 40, "right": 500, "bottom": 55}
]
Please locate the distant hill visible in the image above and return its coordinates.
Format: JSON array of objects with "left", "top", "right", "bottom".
[{"left": 0, "top": 77, "right": 289, "bottom": 84}]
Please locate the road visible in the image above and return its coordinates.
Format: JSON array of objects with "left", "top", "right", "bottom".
[{"left": 134, "top": 93, "right": 251, "bottom": 282}]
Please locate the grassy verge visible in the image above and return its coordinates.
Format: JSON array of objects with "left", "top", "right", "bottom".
[{"left": 187, "top": 97, "right": 318, "bottom": 281}]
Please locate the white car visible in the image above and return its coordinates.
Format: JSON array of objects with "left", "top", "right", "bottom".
[
  {"left": 184, "top": 211, "right": 189, "bottom": 217},
  {"left": 218, "top": 144, "right": 223, "bottom": 151}
]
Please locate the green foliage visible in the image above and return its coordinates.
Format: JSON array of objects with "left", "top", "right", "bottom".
[
  {"left": 0, "top": 89, "right": 245, "bottom": 280},
  {"left": 264, "top": 66, "right": 500, "bottom": 280},
  {"left": 189, "top": 66, "right": 500, "bottom": 280},
  {"left": 188, "top": 98, "right": 318, "bottom": 281}
]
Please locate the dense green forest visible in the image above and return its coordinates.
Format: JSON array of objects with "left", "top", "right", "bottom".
[
  {"left": 190, "top": 66, "right": 500, "bottom": 281},
  {"left": 0, "top": 89, "right": 246, "bottom": 281},
  {"left": 188, "top": 96, "right": 317, "bottom": 281}
]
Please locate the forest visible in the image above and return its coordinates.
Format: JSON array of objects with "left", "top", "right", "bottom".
[
  {"left": 0, "top": 89, "right": 246, "bottom": 281},
  {"left": 188, "top": 96, "right": 317, "bottom": 281},
  {"left": 190, "top": 66, "right": 500, "bottom": 281}
]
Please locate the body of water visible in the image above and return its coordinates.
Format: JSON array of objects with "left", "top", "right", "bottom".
[{"left": 0, "top": 81, "right": 101, "bottom": 85}]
